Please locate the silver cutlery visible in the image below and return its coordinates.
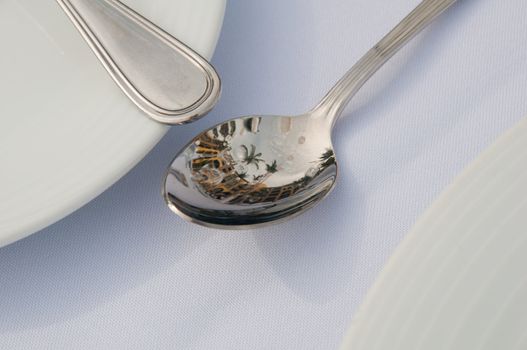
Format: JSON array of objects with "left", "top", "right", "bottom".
[
  {"left": 57, "top": 0, "right": 221, "bottom": 124},
  {"left": 163, "top": 0, "right": 459, "bottom": 228}
]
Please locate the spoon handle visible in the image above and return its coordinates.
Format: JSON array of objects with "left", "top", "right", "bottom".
[
  {"left": 56, "top": 0, "right": 221, "bottom": 125},
  {"left": 314, "top": 0, "right": 458, "bottom": 125}
]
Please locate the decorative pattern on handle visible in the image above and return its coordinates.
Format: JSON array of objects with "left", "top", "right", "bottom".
[
  {"left": 314, "top": 0, "right": 458, "bottom": 126},
  {"left": 56, "top": 0, "right": 221, "bottom": 125}
]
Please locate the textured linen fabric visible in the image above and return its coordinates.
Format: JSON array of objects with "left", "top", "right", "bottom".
[{"left": 1, "top": 0, "right": 526, "bottom": 348}]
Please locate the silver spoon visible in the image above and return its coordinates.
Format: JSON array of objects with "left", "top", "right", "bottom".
[
  {"left": 164, "top": 0, "right": 458, "bottom": 228},
  {"left": 57, "top": 0, "right": 221, "bottom": 124}
]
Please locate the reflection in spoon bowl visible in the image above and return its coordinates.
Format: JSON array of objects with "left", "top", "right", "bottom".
[{"left": 164, "top": 115, "right": 337, "bottom": 228}]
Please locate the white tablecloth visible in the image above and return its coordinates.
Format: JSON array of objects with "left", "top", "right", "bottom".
[{"left": 1, "top": 0, "right": 526, "bottom": 348}]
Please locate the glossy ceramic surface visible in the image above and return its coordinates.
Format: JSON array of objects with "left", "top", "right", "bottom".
[
  {"left": 341, "top": 117, "right": 527, "bottom": 350},
  {"left": 0, "top": 0, "right": 226, "bottom": 246}
]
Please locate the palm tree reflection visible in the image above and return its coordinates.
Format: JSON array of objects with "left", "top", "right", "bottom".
[
  {"left": 187, "top": 121, "right": 336, "bottom": 205},
  {"left": 240, "top": 144, "right": 265, "bottom": 169}
]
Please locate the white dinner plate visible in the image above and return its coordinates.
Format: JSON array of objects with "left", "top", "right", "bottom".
[
  {"left": 341, "top": 116, "right": 527, "bottom": 349},
  {"left": 0, "top": 0, "right": 226, "bottom": 247}
]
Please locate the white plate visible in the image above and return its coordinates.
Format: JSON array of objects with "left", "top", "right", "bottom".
[
  {"left": 0, "top": 0, "right": 226, "bottom": 247},
  {"left": 341, "top": 116, "right": 527, "bottom": 349}
]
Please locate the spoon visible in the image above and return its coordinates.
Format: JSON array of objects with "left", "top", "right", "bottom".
[
  {"left": 56, "top": 0, "right": 221, "bottom": 124},
  {"left": 164, "top": 0, "right": 458, "bottom": 228}
]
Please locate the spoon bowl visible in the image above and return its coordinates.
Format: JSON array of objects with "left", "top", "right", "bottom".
[{"left": 164, "top": 113, "right": 337, "bottom": 228}]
